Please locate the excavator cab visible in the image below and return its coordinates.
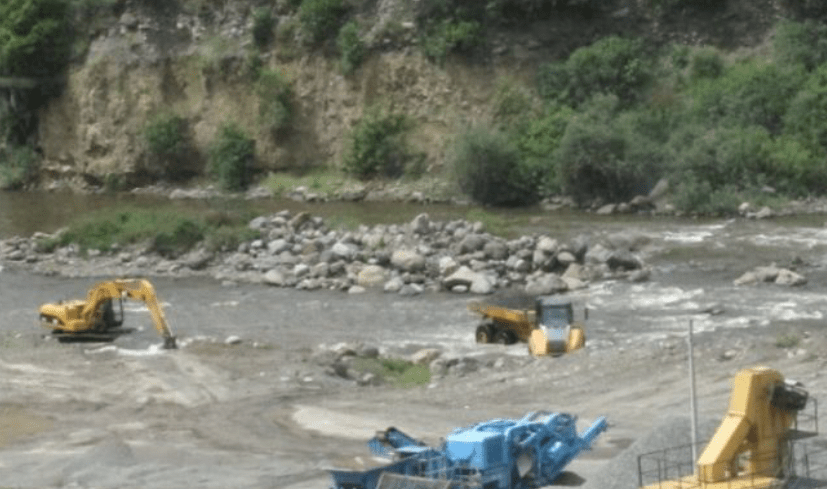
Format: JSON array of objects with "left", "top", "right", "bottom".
[{"left": 98, "top": 299, "right": 124, "bottom": 331}]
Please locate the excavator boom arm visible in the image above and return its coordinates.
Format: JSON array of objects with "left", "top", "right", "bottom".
[{"left": 76, "top": 279, "right": 176, "bottom": 348}]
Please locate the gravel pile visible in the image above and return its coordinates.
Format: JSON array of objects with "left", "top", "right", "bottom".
[{"left": 583, "top": 415, "right": 719, "bottom": 489}]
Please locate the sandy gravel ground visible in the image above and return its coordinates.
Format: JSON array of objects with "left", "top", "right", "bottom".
[{"left": 1, "top": 264, "right": 827, "bottom": 488}]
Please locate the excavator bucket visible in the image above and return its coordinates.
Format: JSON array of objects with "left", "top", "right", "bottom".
[{"left": 163, "top": 336, "right": 178, "bottom": 349}]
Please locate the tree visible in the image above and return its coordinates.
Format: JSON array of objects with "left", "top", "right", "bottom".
[
  {"left": 0, "top": 0, "right": 71, "bottom": 78},
  {"left": 0, "top": 0, "right": 71, "bottom": 147}
]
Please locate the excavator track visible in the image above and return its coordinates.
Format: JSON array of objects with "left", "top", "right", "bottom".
[{"left": 50, "top": 327, "right": 135, "bottom": 343}]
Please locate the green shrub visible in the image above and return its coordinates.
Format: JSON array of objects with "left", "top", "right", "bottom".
[
  {"left": 152, "top": 219, "right": 205, "bottom": 257},
  {"left": 298, "top": 0, "right": 346, "bottom": 44},
  {"left": 784, "top": 64, "right": 827, "bottom": 152},
  {"left": 645, "top": 0, "right": 722, "bottom": 14},
  {"left": 144, "top": 113, "right": 187, "bottom": 157},
  {"left": 537, "top": 36, "right": 653, "bottom": 108},
  {"left": 679, "top": 125, "right": 773, "bottom": 188},
  {"left": 773, "top": 20, "right": 827, "bottom": 71},
  {"left": 670, "top": 43, "right": 691, "bottom": 70},
  {"left": 251, "top": 7, "right": 274, "bottom": 48},
  {"left": 209, "top": 122, "right": 255, "bottom": 191},
  {"left": 451, "top": 125, "right": 540, "bottom": 206},
  {"left": 670, "top": 176, "right": 742, "bottom": 216},
  {"left": 255, "top": 69, "right": 293, "bottom": 134},
  {"left": 421, "top": 19, "right": 483, "bottom": 62},
  {"left": 351, "top": 357, "right": 431, "bottom": 388},
  {"left": 41, "top": 205, "right": 257, "bottom": 254},
  {"left": 667, "top": 125, "right": 778, "bottom": 215},
  {"left": 337, "top": 20, "right": 365, "bottom": 75},
  {"left": 0, "top": 145, "right": 37, "bottom": 190},
  {"left": 689, "top": 47, "right": 723, "bottom": 80},
  {"left": 690, "top": 61, "right": 804, "bottom": 134},
  {"left": 781, "top": 0, "right": 827, "bottom": 17},
  {"left": 492, "top": 77, "right": 536, "bottom": 124},
  {"left": 204, "top": 225, "right": 259, "bottom": 252},
  {"left": 143, "top": 112, "right": 193, "bottom": 180},
  {"left": 555, "top": 95, "right": 660, "bottom": 205},
  {"left": 0, "top": 0, "right": 71, "bottom": 77},
  {"left": 775, "top": 333, "right": 801, "bottom": 349},
  {"left": 509, "top": 104, "right": 574, "bottom": 194},
  {"left": 766, "top": 135, "right": 827, "bottom": 195},
  {"left": 343, "top": 107, "right": 415, "bottom": 180}
]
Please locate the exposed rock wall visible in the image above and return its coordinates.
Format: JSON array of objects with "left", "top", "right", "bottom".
[
  {"left": 36, "top": 5, "right": 505, "bottom": 189},
  {"left": 34, "top": 0, "right": 783, "bottom": 189}
]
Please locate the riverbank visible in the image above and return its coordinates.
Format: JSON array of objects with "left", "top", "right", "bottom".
[{"left": 0, "top": 209, "right": 652, "bottom": 297}]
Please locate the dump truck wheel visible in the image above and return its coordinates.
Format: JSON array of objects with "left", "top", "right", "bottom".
[
  {"left": 495, "top": 330, "right": 516, "bottom": 345},
  {"left": 568, "top": 327, "right": 586, "bottom": 352},
  {"left": 476, "top": 324, "right": 493, "bottom": 343}
]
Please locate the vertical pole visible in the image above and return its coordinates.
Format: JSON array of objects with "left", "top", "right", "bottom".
[{"left": 689, "top": 320, "right": 699, "bottom": 468}]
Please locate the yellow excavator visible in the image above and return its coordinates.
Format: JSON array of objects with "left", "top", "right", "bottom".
[
  {"left": 641, "top": 366, "right": 812, "bottom": 489},
  {"left": 38, "top": 279, "right": 177, "bottom": 349}
]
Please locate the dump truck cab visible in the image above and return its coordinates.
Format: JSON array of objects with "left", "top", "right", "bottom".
[{"left": 536, "top": 296, "right": 576, "bottom": 352}]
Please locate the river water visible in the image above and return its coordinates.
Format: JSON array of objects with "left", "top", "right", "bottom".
[{"left": 2, "top": 191, "right": 827, "bottom": 356}]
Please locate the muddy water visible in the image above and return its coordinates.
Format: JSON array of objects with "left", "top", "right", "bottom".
[
  {"left": 0, "top": 191, "right": 471, "bottom": 239},
  {"left": 2, "top": 192, "right": 827, "bottom": 355}
]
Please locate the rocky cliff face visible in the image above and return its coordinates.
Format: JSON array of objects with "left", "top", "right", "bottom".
[{"left": 35, "top": 0, "right": 782, "bottom": 190}]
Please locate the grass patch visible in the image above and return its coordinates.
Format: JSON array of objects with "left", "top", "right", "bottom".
[
  {"left": 775, "top": 333, "right": 801, "bottom": 349},
  {"left": 36, "top": 205, "right": 258, "bottom": 256},
  {"left": 351, "top": 357, "right": 431, "bottom": 388},
  {"left": 464, "top": 208, "right": 512, "bottom": 237},
  {"left": 261, "top": 168, "right": 352, "bottom": 197}
]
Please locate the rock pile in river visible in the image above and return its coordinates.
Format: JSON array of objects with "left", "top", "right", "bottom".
[
  {"left": 214, "top": 211, "right": 649, "bottom": 294},
  {"left": 0, "top": 211, "right": 650, "bottom": 295}
]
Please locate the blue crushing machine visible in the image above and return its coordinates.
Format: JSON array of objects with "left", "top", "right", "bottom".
[{"left": 328, "top": 410, "right": 608, "bottom": 489}]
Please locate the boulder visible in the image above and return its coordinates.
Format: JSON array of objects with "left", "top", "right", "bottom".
[
  {"left": 410, "top": 348, "right": 441, "bottom": 365},
  {"left": 585, "top": 243, "right": 612, "bottom": 264},
  {"left": 458, "top": 234, "right": 486, "bottom": 254},
  {"left": 483, "top": 240, "right": 508, "bottom": 260},
  {"left": 556, "top": 251, "right": 576, "bottom": 266},
  {"left": 399, "top": 283, "right": 424, "bottom": 296},
  {"left": 438, "top": 256, "right": 459, "bottom": 276},
  {"left": 357, "top": 265, "right": 387, "bottom": 287},
  {"left": 348, "top": 285, "right": 367, "bottom": 294},
  {"left": 536, "top": 236, "right": 558, "bottom": 254},
  {"left": 607, "top": 250, "right": 642, "bottom": 270},
  {"left": 443, "top": 266, "right": 494, "bottom": 294},
  {"left": 263, "top": 269, "right": 285, "bottom": 286},
  {"left": 331, "top": 242, "right": 356, "bottom": 260},
  {"left": 181, "top": 248, "right": 214, "bottom": 270},
  {"left": 560, "top": 275, "right": 588, "bottom": 290},
  {"left": 524, "top": 273, "right": 568, "bottom": 296},
  {"left": 391, "top": 249, "right": 426, "bottom": 272},
  {"left": 410, "top": 213, "right": 431, "bottom": 234},
  {"left": 775, "top": 268, "right": 807, "bottom": 286},
  {"left": 383, "top": 276, "right": 404, "bottom": 293}
]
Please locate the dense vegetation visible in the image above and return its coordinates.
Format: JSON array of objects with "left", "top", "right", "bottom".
[
  {"left": 450, "top": 19, "right": 827, "bottom": 213},
  {"left": 2, "top": 0, "right": 827, "bottom": 217},
  {"left": 0, "top": 0, "right": 72, "bottom": 188}
]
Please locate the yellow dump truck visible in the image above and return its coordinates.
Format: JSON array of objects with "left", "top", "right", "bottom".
[{"left": 468, "top": 296, "right": 586, "bottom": 356}]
